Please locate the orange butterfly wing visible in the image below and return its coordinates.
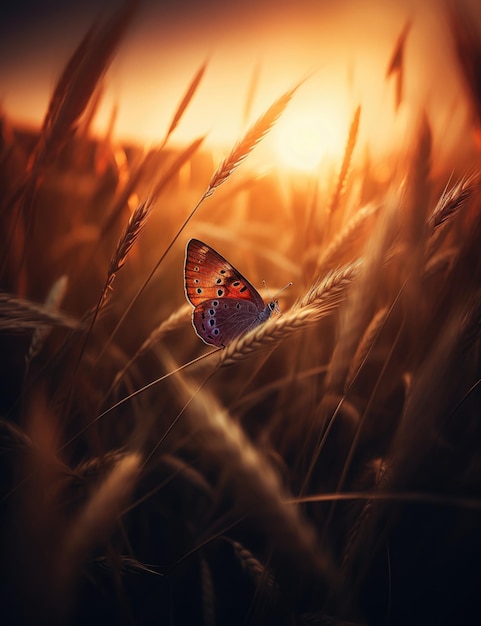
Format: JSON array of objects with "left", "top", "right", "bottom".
[{"left": 184, "top": 239, "right": 265, "bottom": 310}]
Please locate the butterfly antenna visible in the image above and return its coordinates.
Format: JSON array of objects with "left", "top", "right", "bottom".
[
  {"left": 262, "top": 279, "right": 272, "bottom": 301},
  {"left": 272, "top": 281, "right": 293, "bottom": 299},
  {"left": 263, "top": 280, "right": 292, "bottom": 299},
  {"left": 264, "top": 280, "right": 292, "bottom": 315}
]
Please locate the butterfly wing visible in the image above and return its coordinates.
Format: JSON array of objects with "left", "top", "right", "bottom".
[
  {"left": 192, "top": 298, "right": 264, "bottom": 347},
  {"left": 185, "top": 239, "right": 265, "bottom": 310}
]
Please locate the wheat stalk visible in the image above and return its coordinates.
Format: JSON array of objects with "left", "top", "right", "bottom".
[
  {"left": 26, "top": 275, "right": 69, "bottom": 366},
  {"left": 357, "top": 310, "right": 470, "bottom": 582},
  {"left": 345, "top": 306, "right": 389, "bottom": 389},
  {"left": 428, "top": 173, "right": 477, "bottom": 231},
  {"left": 315, "top": 204, "right": 379, "bottom": 275},
  {"left": 0, "top": 292, "right": 77, "bottom": 331},
  {"left": 327, "top": 105, "right": 361, "bottom": 217},
  {"left": 105, "top": 198, "right": 152, "bottom": 295},
  {"left": 95, "top": 136, "right": 204, "bottom": 254},
  {"left": 242, "top": 62, "right": 262, "bottom": 125},
  {"left": 65, "top": 198, "right": 151, "bottom": 395},
  {"left": 72, "top": 450, "right": 127, "bottom": 484},
  {"left": 36, "top": 1, "right": 137, "bottom": 164},
  {"left": 203, "top": 81, "right": 302, "bottom": 198},
  {"left": 231, "top": 539, "right": 276, "bottom": 589},
  {"left": 385, "top": 19, "right": 412, "bottom": 110},
  {"left": 298, "top": 259, "right": 363, "bottom": 309},
  {"left": 218, "top": 307, "right": 317, "bottom": 366},
  {"left": 8, "top": 1, "right": 138, "bottom": 262},
  {"left": 162, "top": 60, "right": 208, "bottom": 146},
  {"left": 199, "top": 553, "right": 215, "bottom": 626},
  {"left": 404, "top": 113, "right": 432, "bottom": 245},
  {"left": 163, "top": 357, "right": 333, "bottom": 594},
  {"left": 94, "top": 555, "right": 163, "bottom": 576},
  {"left": 0, "top": 417, "right": 33, "bottom": 451},
  {"left": 340, "top": 458, "right": 389, "bottom": 572},
  {"left": 60, "top": 452, "right": 141, "bottom": 580},
  {"left": 151, "top": 137, "right": 206, "bottom": 198},
  {"left": 108, "top": 304, "right": 192, "bottom": 394},
  {"left": 136, "top": 304, "right": 192, "bottom": 352},
  {"left": 220, "top": 263, "right": 360, "bottom": 367},
  {"left": 40, "top": 26, "right": 96, "bottom": 147},
  {"left": 401, "top": 114, "right": 432, "bottom": 342},
  {"left": 323, "top": 194, "right": 401, "bottom": 395},
  {"left": 424, "top": 248, "right": 457, "bottom": 281},
  {"left": 448, "top": 2, "right": 481, "bottom": 130}
]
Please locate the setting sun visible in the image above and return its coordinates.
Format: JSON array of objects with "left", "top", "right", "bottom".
[{"left": 274, "top": 108, "right": 347, "bottom": 171}]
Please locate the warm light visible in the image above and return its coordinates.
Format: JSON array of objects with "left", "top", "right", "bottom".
[
  {"left": 275, "top": 114, "right": 332, "bottom": 171},
  {"left": 272, "top": 101, "right": 349, "bottom": 172}
]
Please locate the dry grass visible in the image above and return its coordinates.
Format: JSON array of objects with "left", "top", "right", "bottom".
[
  {"left": 0, "top": 290, "right": 77, "bottom": 331},
  {"left": 327, "top": 105, "right": 361, "bottom": 219},
  {"left": 1, "top": 3, "right": 481, "bottom": 626},
  {"left": 204, "top": 81, "right": 303, "bottom": 198}
]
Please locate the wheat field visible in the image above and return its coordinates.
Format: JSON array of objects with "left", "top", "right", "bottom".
[{"left": 1, "top": 2, "right": 481, "bottom": 625}]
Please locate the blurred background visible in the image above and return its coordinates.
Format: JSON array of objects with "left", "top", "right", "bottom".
[{"left": 1, "top": 0, "right": 479, "bottom": 165}]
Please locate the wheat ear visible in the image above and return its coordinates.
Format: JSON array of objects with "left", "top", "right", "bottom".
[
  {"left": 0, "top": 292, "right": 77, "bottom": 331},
  {"left": 315, "top": 204, "right": 379, "bottom": 275},
  {"left": 98, "top": 136, "right": 204, "bottom": 249},
  {"left": 428, "top": 173, "right": 477, "bottom": 231},
  {"left": 231, "top": 539, "right": 276, "bottom": 589},
  {"left": 242, "top": 62, "right": 262, "bottom": 125},
  {"left": 298, "top": 259, "right": 363, "bottom": 309},
  {"left": 26, "top": 275, "right": 69, "bottom": 366},
  {"left": 385, "top": 19, "right": 412, "bottom": 110},
  {"left": 105, "top": 199, "right": 152, "bottom": 296},
  {"left": 220, "top": 261, "right": 361, "bottom": 367},
  {"left": 38, "top": 1, "right": 137, "bottom": 163},
  {"left": 69, "top": 198, "right": 151, "bottom": 386},
  {"left": 59, "top": 452, "right": 140, "bottom": 582},
  {"left": 203, "top": 81, "right": 303, "bottom": 198},
  {"left": 345, "top": 306, "right": 390, "bottom": 389},
  {"left": 108, "top": 304, "right": 192, "bottom": 395},
  {"left": 327, "top": 105, "right": 361, "bottom": 217},
  {"left": 162, "top": 60, "right": 208, "bottom": 146}
]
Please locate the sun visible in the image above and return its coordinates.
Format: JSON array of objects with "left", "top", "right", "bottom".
[{"left": 273, "top": 103, "right": 348, "bottom": 172}]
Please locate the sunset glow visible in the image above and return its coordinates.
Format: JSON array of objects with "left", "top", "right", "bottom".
[
  {"left": 273, "top": 104, "right": 348, "bottom": 171},
  {"left": 0, "top": 0, "right": 468, "bottom": 168}
]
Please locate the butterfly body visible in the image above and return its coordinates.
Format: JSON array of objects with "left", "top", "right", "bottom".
[{"left": 184, "top": 239, "right": 278, "bottom": 347}]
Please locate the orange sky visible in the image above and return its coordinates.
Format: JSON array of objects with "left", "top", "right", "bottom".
[{"left": 0, "top": 0, "right": 478, "bottom": 168}]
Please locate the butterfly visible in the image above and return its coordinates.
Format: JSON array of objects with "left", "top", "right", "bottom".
[{"left": 184, "top": 238, "right": 280, "bottom": 347}]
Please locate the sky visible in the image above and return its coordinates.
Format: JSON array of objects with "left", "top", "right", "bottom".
[{"left": 0, "top": 0, "right": 477, "bottom": 167}]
